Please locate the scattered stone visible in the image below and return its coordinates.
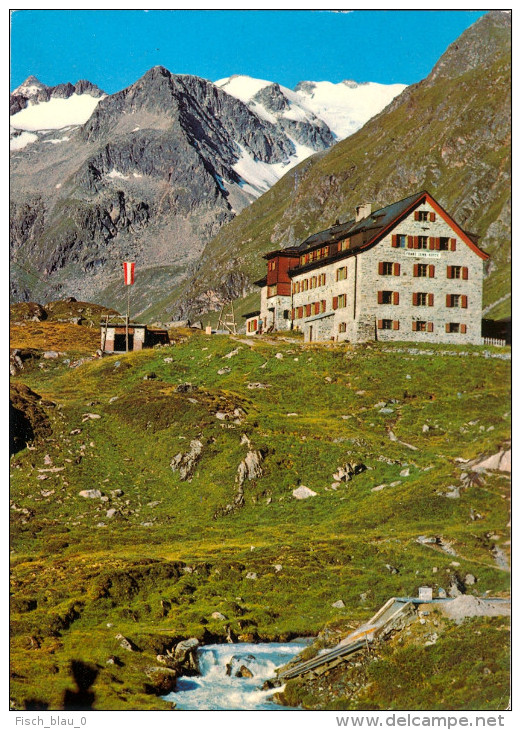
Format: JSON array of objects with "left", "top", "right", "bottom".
[
  {"left": 388, "top": 430, "right": 398, "bottom": 442},
  {"left": 445, "top": 486, "right": 460, "bottom": 499},
  {"left": 115, "top": 633, "right": 139, "bottom": 652},
  {"left": 70, "top": 428, "right": 82, "bottom": 435},
  {"left": 286, "top": 412, "right": 298, "bottom": 417},
  {"left": 245, "top": 572, "right": 258, "bottom": 580},
  {"left": 217, "top": 368, "right": 231, "bottom": 375},
  {"left": 274, "top": 353, "right": 283, "bottom": 359},
  {"left": 380, "top": 407, "right": 394, "bottom": 414},
  {"left": 422, "top": 424, "right": 430, "bottom": 433},
  {"left": 292, "top": 486, "right": 317, "bottom": 500},
  {"left": 385, "top": 564, "right": 399, "bottom": 574},
  {"left": 215, "top": 412, "right": 227, "bottom": 420},
  {"left": 247, "top": 382, "right": 270, "bottom": 389},
  {"left": 223, "top": 348, "right": 240, "bottom": 359},
  {"left": 389, "top": 481, "right": 401, "bottom": 487},
  {"left": 43, "top": 351, "right": 59, "bottom": 359},
  {"left": 400, "top": 468, "right": 410, "bottom": 477},
  {"left": 106, "top": 508, "right": 118, "bottom": 519},
  {"left": 331, "top": 482, "right": 342, "bottom": 490},
  {"left": 110, "top": 489, "right": 123, "bottom": 497},
  {"left": 174, "top": 638, "right": 199, "bottom": 668},
  {"left": 371, "top": 484, "right": 387, "bottom": 492},
  {"left": 273, "top": 564, "right": 282, "bottom": 572},
  {"left": 211, "top": 611, "right": 226, "bottom": 621},
  {"left": 417, "top": 535, "right": 438, "bottom": 545},
  {"left": 144, "top": 666, "right": 178, "bottom": 694},
  {"left": 473, "top": 449, "right": 511, "bottom": 473},
  {"left": 464, "top": 573, "right": 477, "bottom": 585},
  {"left": 240, "top": 434, "right": 251, "bottom": 446},
  {"left": 143, "top": 372, "right": 157, "bottom": 381},
  {"left": 79, "top": 489, "right": 102, "bottom": 499},
  {"left": 82, "top": 413, "right": 101, "bottom": 422},
  {"left": 331, "top": 599, "right": 345, "bottom": 609}
]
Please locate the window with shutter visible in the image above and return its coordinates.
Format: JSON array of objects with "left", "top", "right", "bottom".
[
  {"left": 413, "top": 236, "right": 419, "bottom": 249},
  {"left": 429, "top": 212, "right": 436, "bottom": 222},
  {"left": 461, "top": 324, "right": 467, "bottom": 334},
  {"left": 412, "top": 292, "right": 418, "bottom": 306},
  {"left": 427, "top": 322, "right": 434, "bottom": 332},
  {"left": 392, "top": 320, "right": 400, "bottom": 330},
  {"left": 332, "top": 296, "right": 338, "bottom": 310},
  {"left": 429, "top": 237, "right": 436, "bottom": 250},
  {"left": 408, "top": 235, "right": 414, "bottom": 249},
  {"left": 418, "top": 236, "right": 428, "bottom": 249},
  {"left": 378, "top": 319, "right": 383, "bottom": 329},
  {"left": 450, "top": 238, "right": 457, "bottom": 251},
  {"left": 462, "top": 267, "right": 468, "bottom": 280},
  {"left": 393, "top": 263, "right": 401, "bottom": 276},
  {"left": 461, "top": 295, "right": 468, "bottom": 308},
  {"left": 428, "top": 265, "right": 435, "bottom": 278},
  {"left": 305, "top": 304, "right": 311, "bottom": 317},
  {"left": 393, "top": 291, "right": 399, "bottom": 305},
  {"left": 428, "top": 293, "right": 434, "bottom": 307},
  {"left": 446, "top": 294, "right": 452, "bottom": 308},
  {"left": 392, "top": 234, "right": 398, "bottom": 248}
]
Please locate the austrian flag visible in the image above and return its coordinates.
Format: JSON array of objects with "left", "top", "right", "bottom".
[{"left": 123, "top": 262, "right": 135, "bottom": 286}]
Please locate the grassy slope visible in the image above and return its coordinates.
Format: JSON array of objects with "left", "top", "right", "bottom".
[
  {"left": 10, "top": 329, "right": 510, "bottom": 709},
  {"left": 145, "top": 16, "right": 510, "bottom": 325}
]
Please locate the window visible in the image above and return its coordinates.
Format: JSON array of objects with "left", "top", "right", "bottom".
[
  {"left": 446, "top": 294, "right": 468, "bottom": 308},
  {"left": 321, "top": 300, "right": 326, "bottom": 313},
  {"left": 416, "top": 210, "right": 429, "bottom": 222},
  {"left": 416, "top": 264, "right": 428, "bottom": 277},
  {"left": 380, "top": 262, "right": 393, "bottom": 275},
  {"left": 297, "top": 307, "right": 303, "bottom": 319},
  {"left": 338, "top": 322, "right": 347, "bottom": 333},
  {"left": 414, "top": 292, "right": 428, "bottom": 306},
  {"left": 412, "top": 321, "right": 434, "bottom": 332},
  {"left": 380, "top": 319, "right": 393, "bottom": 330},
  {"left": 447, "top": 265, "right": 468, "bottom": 279},
  {"left": 439, "top": 237, "right": 449, "bottom": 251},
  {"left": 311, "top": 276, "right": 317, "bottom": 289},
  {"left": 379, "top": 291, "right": 393, "bottom": 304},
  {"left": 446, "top": 323, "right": 467, "bottom": 334},
  {"left": 283, "top": 310, "right": 290, "bottom": 320},
  {"left": 269, "top": 260, "right": 276, "bottom": 271},
  {"left": 336, "top": 266, "right": 347, "bottom": 281},
  {"left": 303, "top": 279, "right": 309, "bottom": 291},
  {"left": 305, "top": 304, "right": 312, "bottom": 317},
  {"left": 247, "top": 319, "right": 258, "bottom": 333},
  {"left": 338, "top": 294, "right": 347, "bottom": 308},
  {"left": 267, "top": 285, "right": 277, "bottom": 297},
  {"left": 320, "top": 273, "right": 327, "bottom": 286},
  {"left": 418, "top": 236, "right": 428, "bottom": 249}
]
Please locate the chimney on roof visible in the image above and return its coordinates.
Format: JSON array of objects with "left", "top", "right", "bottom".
[{"left": 355, "top": 203, "right": 372, "bottom": 222}]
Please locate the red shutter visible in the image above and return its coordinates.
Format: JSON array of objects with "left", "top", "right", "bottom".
[
  {"left": 428, "top": 293, "right": 434, "bottom": 307},
  {"left": 446, "top": 294, "right": 452, "bottom": 307},
  {"left": 298, "top": 307, "right": 303, "bottom": 318},
  {"left": 414, "top": 211, "right": 420, "bottom": 221},
  {"left": 407, "top": 235, "right": 414, "bottom": 249},
  {"left": 332, "top": 296, "right": 338, "bottom": 310},
  {"left": 429, "top": 237, "right": 435, "bottom": 250},
  {"left": 427, "top": 322, "right": 434, "bottom": 332},
  {"left": 393, "top": 320, "right": 399, "bottom": 330},
  {"left": 435, "top": 238, "right": 441, "bottom": 250},
  {"left": 429, "top": 212, "right": 436, "bottom": 222},
  {"left": 377, "top": 291, "right": 383, "bottom": 304},
  {"left": 393, "top": 291, "right": 399, "bottom": 305},
  {"left": 461, "top": 295, "right": 468, "bottom": 309},
  {"left": 450, "top": 238, "right": 457, "bottom": 251},
  {"left": 393, "top": 263, "right": 401, "bottom": 276},
  {"left": 378, "top": 262, "right": 384, "bottom": 275},
  {"left": 413, "top": 236, "right": 419, "bottom": 249},
  {"left": 291, "top": 309, "right": 295, "bottom": 320},
  {"left": 412, "top": 292, "right": 418, "bottom": 306},
  {"left": 412, "top": 321, "right": 417, "bottom": 332},
  {"left": 428, "top": 265, "right": 435, "bottom": 278},
  {"left": 413, "top": 264, "right": 419, "bottom": 277},
  {"left": 462, "top": 267, "right": 469, "bottom": 280},
  {"left": 446, "top": 323, "right": 451, "bottom": 333},
  {"left": 391, "top": 234, "right": 398, "bottom": 248},
  {"left": 461, "top": 324, "right": 467, "bottom": 334},
  {"left": 447, "top": 266, "right": 453, "bottom": 279},
  {"left": 378, "top": 320, "right": 383, "bottom": 330}
]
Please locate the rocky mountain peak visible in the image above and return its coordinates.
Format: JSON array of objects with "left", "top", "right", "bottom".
[{"left": 251, "top": 83, "right": 290, "bottom": 113}]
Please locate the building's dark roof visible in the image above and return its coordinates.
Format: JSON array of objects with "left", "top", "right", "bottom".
[
  {"left": 253, "top": 276, "right": 267, "bottom": 287},
  {"left": 298, "top": 191, "right": 427, "bottom": 253},
  {"left": 242, "top": 310, "right": 261, "bottom": 319}
]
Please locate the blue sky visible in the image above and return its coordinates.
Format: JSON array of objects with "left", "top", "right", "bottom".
[{"left": 10, "top": 9, "right": 486, "bottom": 94}]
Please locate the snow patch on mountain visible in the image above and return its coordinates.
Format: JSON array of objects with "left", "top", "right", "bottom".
[
  {"left": 215, "top": 74, "right": 406, "bottom": 141},
  {"left": 10, "top": 93, "right": 103, "bottom": 131},
  {"left": 10, "top": 131, "right": 38, "bottom": 151},
  {"left": 233, "top": 139, "right": 315, "bottom": 196}
]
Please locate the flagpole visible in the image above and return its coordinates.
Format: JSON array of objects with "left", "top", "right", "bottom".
[{"left": 126, "top": 284, "right": 130, "bottom": 353}]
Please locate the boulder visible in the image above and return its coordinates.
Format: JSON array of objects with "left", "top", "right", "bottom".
[
  {"left": 331, "top": 600, "right": 345, "bottom": 609},
  {"left": 144, "top": 666, "right": 178, "bottom": 694},
  {"left": 115, "top": 633, "right": 139, "bottom": 652},
  {"left": 173, "top": 638, "right": 199, "bottom": 670},
  {"left": 236, "top": 450, "right": 264, "bottom": 486},
  {"left": 293, "top": 486, "right": 317, "bottom": 499},
  {"left": 79, "top": 489, "right": 102, "bottom": 499}
]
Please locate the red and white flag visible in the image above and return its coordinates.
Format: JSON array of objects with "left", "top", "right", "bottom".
[{"left": 123, "top": 262, "right": 135, "bottom": 286}]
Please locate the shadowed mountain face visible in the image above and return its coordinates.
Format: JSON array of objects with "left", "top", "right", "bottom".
[
  {"left": 165, "top": 11, "right": 510, "bottom": 324},
  {"left": 10, "top": 66, "right": 361, "bottom": 312}
]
